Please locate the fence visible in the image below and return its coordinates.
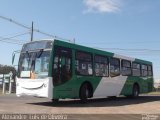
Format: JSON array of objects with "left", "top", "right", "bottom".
[{"left": 0, "top": 74, "right": 16, "bottom": 94}]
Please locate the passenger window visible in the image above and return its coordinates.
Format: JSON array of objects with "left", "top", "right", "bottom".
[
  {"left": 148, "top": 65, "right": 153, "bottom": 76},
  {"left": 121, "top": 60, "right": 131, "bottom": 76},
  {"left": 75, "top": 51, "right": 93, "bottom": 75},
  {"left": 132, "top": 63, "right": 141, "bottom": 76},
  {"left": 110, "top": 58, "right": 120, "bottom": 77},
  {"left": 141, "top": 64, "right": 148, "bottom": 77},
  {"left": 95, "top": 55, "right": 109, "bottom": 77}
]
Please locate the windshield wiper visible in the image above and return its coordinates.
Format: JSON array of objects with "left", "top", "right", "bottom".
[
  {"left": 30, "top": 49, "right": 44, "bottom": 72},
  {"left": 37, "top": 49, "right": 44, "bottom": 58}
]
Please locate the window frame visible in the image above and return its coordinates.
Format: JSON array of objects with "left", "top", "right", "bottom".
[
  {"left": 94, "top": 54, "right": 109, "bottom": 77},
  {"left": 52, "top": 45, "right": 72, "bottom": 86},
  {"left": 109, "top": 57, "right": 120, "bottom": 77},
  {"left": 75, "top": 50, "right": 93, "bottom": 76},
  {"left": 141, "top": 64, "right": 148, "bottom": 77},
  {"left": 121, "top": 59, "right": 132, "bottom": 76},
  {"left": 148, "top": 65, "right": 153, "bottom": 76},
  {"left": 132, "top": 62, "right": 141, "bottom": 77}
]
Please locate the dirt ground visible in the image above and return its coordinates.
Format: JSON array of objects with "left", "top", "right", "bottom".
[
  {"left": 0, "top": 94, "right": 160, "bottom": 120},
  {"left": 0, "top": 94, "right": 159, "bottom": 114}
]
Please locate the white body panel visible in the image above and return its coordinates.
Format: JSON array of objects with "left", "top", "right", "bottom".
[
  {"left": 93, "top": 54, "right": 135, "bottom": 97},
  {"left": 16, "top": 77, "right": 53, "bottom": 99},
  {"left": 93, "top": 76, "right": 127, "bottom": 97}
]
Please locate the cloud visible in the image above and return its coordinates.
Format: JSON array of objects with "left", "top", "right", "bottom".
[{"left": 83, "top": 0, "right": 121, "bottom": 14}]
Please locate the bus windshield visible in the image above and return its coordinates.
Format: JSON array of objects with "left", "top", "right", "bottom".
[{"left": 18, "top": 50, "right": 51, "bottom": 79}]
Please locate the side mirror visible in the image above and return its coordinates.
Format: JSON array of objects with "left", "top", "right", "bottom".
[
  {"left": 12, "top": 50, "right": 20, "bottom": 65},
  {"left": 12, "top": 54, "right": 15, "bottom": 65}
]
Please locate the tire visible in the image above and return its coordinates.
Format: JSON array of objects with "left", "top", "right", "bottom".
[
  {"left": 80, "top": 83, "right": 90, "bottom": 103},
  {"left": 108, "top": 96, "right": 117, "bottom": 99},
  {"left": 132, "top": 85, "right": 139, "bottom": 98},
  {"left": 52, "top": 99, "right": 59, "bottom": 103}
]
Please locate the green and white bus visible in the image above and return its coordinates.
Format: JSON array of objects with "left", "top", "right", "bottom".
[{"left": 16, "top": 39, "right": 153, "bottom": 102}]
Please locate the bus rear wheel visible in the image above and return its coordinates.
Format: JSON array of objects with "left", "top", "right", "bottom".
[
  {"left": 80, "top": 83, "right": 90, "bottom": 103},
  {"left": 132, "top": 84, "right": 139, "bottom": 98}
]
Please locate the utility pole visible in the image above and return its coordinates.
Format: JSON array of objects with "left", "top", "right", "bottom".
[
  {"left": 73, "top": 38, "right": 75, "bottom": 44},
  {"left": 31, "top": 21, "right": 34, "bottom": 41}
]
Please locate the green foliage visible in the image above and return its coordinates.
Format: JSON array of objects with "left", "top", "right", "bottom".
[{"left": 0, "top": 64, "right": 16, "bottom": 78}]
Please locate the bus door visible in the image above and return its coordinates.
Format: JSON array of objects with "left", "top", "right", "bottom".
[{"left": 53, "top": 46, "right": 72, "bottom": 86}]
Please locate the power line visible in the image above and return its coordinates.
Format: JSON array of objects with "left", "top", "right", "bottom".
[
  {"left": 0, "top": 37, "right": 25, "bottom": 44},
  {"left": 0, "top": 15, "right": 56, "bottom": 38},
  {"left": 0, "top": 32, "right": 30, "bottom": 45},
  {"left": 0, "top": 15, "right": 160, "bottom": 49},
  {"left": 0, "top": 38, "right": 23, "bottom": 45},
  {"left": 78, "top": 41, "right": 160, "bottom": 45},
  {"left": 6, "top": 32, "right": 30, "bottom": 39},
  {"left": 33, "top": 29, "right": 55, "bottom": 38},
  {"left": 0, "top": 32, "right": 29, "bottom": 42},
  {"left": 0, "top": 36, "right": 22, "bottom": 42},
  {"left": 0, "top": 16, "right": 30, "bottom": 29},
  {"left": 0, "top": 15, "right": 77, "bottom": 42},
  {"left": 94, "top": 47, "right": 160, "bottom": 52},
  {"left": 0, "top": 38, "right": 24, "bottom": 45},
  {"left": 0, "top": 36, "right": 24, "bottom": 45}
]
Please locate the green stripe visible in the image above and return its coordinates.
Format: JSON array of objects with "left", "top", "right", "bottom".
[
  {"left": 120, "top": 76, "right": 154, "bottom": 96},
  {"left": 135, "top": 58, "right": 152, "bottom": 65},
  {"left": 53, "top": 76, "right": 102, "bottom": 99}
]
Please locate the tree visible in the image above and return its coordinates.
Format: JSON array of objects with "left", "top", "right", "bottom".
[{"left": 0, "top": 64, "right": 16, "bottom": 79}]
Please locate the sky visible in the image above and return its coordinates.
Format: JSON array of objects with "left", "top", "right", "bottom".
[{"left": 0, "top": 0, "right": 160, "bottom": 81}]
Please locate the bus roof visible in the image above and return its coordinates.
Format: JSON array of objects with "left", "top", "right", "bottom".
[
  {"left": 22, "top": 39, "right": 152, "bottom": 65},
  {"left": 53, "top": 39, "right": 152, "bottom": 65}
]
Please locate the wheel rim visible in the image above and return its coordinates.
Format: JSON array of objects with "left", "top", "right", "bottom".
[
  {"left": 86, "top": 88, "right": 89, "bottom": 98},
  {"left": 134, "top": 86, "right": 139, "bottom": 97},
  {"left": 135, "top": 90, "right": 138, "bottom": 96}
]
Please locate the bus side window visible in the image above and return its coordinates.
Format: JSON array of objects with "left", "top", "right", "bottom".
[
  {"left": 75, "top": 51, "right": 93, "bottom": 75},
  {"left": 95, "top": 55, "right": 109, "bottom": 77},
  {"left": 110, "top": 58, "right": 120, "bottom": 77},
  {"left": 121, "top": 60, "right": 131, "bottom": 76},
  {"left": 148, "top": 65, "right": 153, "bottom": 76},
  {"left": 132, "top": 62, "right": 141, "bottom": 76},
  {"left": 141, "top": 64, "right": 148, "bottom": 77}
]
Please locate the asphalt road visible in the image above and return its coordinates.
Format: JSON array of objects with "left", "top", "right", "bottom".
[{"left": 0, "top": 94, "right": 160, "bottom": 120}]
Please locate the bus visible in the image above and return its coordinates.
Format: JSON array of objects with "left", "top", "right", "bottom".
[{"left": 16, "top": 39, "right": 153, "bottom": 102}]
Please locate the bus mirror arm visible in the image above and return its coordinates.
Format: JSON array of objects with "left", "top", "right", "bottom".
[{"left": 12, "top": 50, "right": 20, "bottom": 65}]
